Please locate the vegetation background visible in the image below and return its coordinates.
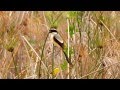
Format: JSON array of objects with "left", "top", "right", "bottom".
[{"left": 0, "top": 11, "right": 120, "bottom": 79}]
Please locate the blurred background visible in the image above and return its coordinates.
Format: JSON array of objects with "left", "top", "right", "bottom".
[{"left": 0, "top": 11, "right": 120, "bottom": 79}]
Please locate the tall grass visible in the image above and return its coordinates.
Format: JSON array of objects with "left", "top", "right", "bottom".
[{"left": 0, "top": 11, "right": 120, "bottom": 79}]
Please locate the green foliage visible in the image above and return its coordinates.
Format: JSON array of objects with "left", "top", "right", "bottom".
[
  {"left": 66, "top": 11, "right": 78, "bottom": 19},
  {"left": 66, "top": 24, "right": 75, "bottom": 37},
  {"left": 64, "top": 46, "right": 73, "bottom": 56},
  {"left": 29, "top": 39, "right": 36, "bottom": 46},
  {"left": 45, "top": 11, "right": 63, "bottom": 28},
  {"left": 60, "top": 61, "right": 67, "bottom": 71}
]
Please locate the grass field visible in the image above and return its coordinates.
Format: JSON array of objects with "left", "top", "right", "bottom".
[{"left": 0, "top": 11, "right": 120, "bottom": 79}]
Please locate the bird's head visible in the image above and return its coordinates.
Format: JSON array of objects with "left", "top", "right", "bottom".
[{"left": 49, "top": 27, "right": 58, "bottom": 34}]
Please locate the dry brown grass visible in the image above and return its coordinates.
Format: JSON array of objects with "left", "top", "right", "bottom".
[{"left": 0, "top": 11, "right": 120, "bottom": 79}]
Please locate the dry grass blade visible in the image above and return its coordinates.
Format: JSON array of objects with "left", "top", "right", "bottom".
[{"left": 21, "top": 36, "right": 48, "bottom": 72}]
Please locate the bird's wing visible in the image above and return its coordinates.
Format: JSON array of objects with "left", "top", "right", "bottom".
[
  {"left": 54, "top": 34, "right": 63, "bottom": 43},
  {"left": 53, "top": 34, "right": 64, "bottom": 48},
  {"left": 54, "top": 34, "right": 73, "bottom": 66}
]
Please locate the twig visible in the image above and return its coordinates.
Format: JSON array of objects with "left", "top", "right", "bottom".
[
  {"left": 52, "top": 44, "right": 55, "bottom": 79},
  {"left": 21, "top": 36, "right": 48, "bottom": 73},
  {"left": 79, "top": 60, "right": 120, "bottom": 79},
  {"left": 67, "top": 18, "right": 70, "bottom": 79}
]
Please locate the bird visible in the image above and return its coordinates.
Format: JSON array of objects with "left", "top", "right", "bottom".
[{"left": 49, "top": 27, "right": 73, "bottom": 66}]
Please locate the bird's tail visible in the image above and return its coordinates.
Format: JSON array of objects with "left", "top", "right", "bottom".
[{"left": 63, "top": 50, "right": 73, "bottom": 67}]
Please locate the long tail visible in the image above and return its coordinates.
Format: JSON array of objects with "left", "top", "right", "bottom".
[{"left": 63, "top": 50, "right": 73, "bottom": 67}]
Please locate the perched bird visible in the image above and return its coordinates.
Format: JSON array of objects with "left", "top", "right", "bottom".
[{"left": 49, "top": 27, "right": 73, "bottom": 66}]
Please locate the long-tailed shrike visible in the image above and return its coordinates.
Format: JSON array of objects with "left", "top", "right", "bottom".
[{"left": 49, "top": 27, "right": 73, "bottom": 66}]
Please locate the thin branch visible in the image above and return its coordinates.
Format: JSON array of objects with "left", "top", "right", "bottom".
[
  {"left": 79, "top": 60, "right": 120, "bottom": 79},
  {"left": 21, "top": 36, "right": 48, "bottom": 72}
]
